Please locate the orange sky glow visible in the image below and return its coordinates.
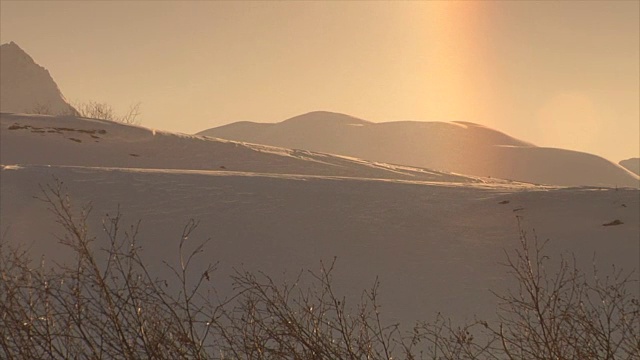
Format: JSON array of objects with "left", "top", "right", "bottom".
[{"left": 1, "top": 0, "right": 638, "bottom": 162}]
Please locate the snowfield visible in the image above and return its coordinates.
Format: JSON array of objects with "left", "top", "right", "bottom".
[
  {"left": 199, "top": 111, "right": 640, "bottom": 188},
  {"left": 1, "top": 113, "right": 638, "bottom": 327},
  {"left": 2, "top": 113, "right": 509, "bottom": 184}
]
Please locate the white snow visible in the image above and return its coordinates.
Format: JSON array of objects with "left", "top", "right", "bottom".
[
  {"left": 620, "top": 157, "right": 640, "bottom": 175},
  {"left": 198, "top": 111, "right": 640, "bottom": 188},
  {"left": 1, "top": 113, "right": 522, "bottom": 185},
  {"left": 1, "top": 112, "right": 638, "bottom": 327}
]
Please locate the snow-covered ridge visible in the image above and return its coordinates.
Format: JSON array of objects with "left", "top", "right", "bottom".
[
  {"left": 199, "top": 111, "right": 639, "bottom": 188},
  {"left": 1, "top": 112, "right": 528, "bottom": 185},
  {"left": 620, "top": 157, "right": 640, "bottom": 175}
]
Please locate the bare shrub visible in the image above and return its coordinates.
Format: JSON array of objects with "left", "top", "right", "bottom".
[
  {"left": 217, "top": 264, "right": 403, "bottom": 359},
  {"left": 0, "top": 180, "right": 221, "bottom": 359},
  {"left": 1, "top": 181, "right": 638, "bottom": 359},
  {"left": 30, "top": 103, "right": 52, "bottom": 115},
  {"left": 75, "top": 101, "right": 141, "bottom": 125},
  {"left": 490, "top": 224, "right": 640, "bottom": 359},
  {"left": 28, "top": 100, "right": 141, "bottom": 124}
]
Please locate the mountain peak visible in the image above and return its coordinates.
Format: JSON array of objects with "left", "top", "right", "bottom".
[
  {"left": 0, "top": 42, "right": 77, "bottom": 115},
  {"left": 2, "top": 41, "right": 23, "bottom": 50},
  {"left": 281, "top": 111, "right": 371, "bottom": 126},
  {"left": 1, "top": 41, "right": 35, "bottom": 64}
]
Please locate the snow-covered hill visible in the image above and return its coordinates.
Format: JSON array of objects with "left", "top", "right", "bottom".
[
  {"left": 620, "top": 157, "right": 640, "bottom": 175},
  {"left": 198, "top": 111, "right": 639, "bottom": 188},
  {"left": 2, "top": 163, "right": 637, "bottom": 326},
  {"left": 1, "top": 113, "right": 638, "bottom": 327},
  {"left": 0, "top": 42, "right": 77, "bottom": 115},
  {"left": 1, "top": 113, "right": 521, "bottom": 185}
]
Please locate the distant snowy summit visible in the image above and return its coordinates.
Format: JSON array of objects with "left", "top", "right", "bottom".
[
  {"left": 619, "top": 158, "right": 639, "bottom": 175},
  {"left": 0, "top": 41, "right": 76, "bottom": 115},
  {"left": 199, "top": 111, "right": 640, "bottom": 188}
]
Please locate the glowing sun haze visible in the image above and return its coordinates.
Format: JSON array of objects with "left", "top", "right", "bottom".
[{"left": 1, "top": 0, "right": 638, "bottom": 162}]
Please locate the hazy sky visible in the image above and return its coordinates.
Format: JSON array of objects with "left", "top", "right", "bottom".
[{"left": 1, "top": 1, "right": 638, "bottom": 161}]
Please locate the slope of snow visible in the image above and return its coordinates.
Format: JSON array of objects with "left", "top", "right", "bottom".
[
  {"left": 0, "top": 42, "right": 77, "bottom": 115},
  {"left": 1, "top": 112, "right": 525, "bottom": 185},
  {"left": 1, "top": 164, "right": 638, "bottom": 327},
  {"left": 198, "top": 111, "right": 639, "bottom": 188},
  {"left": 1, "top": 112, "right": 638, "bottom": 327},
  {"left": 620, "top": 157, "right": 640, "bottom": 175}
]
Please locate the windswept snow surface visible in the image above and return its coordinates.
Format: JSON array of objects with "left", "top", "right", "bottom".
[
  {"left": 198, "top": 111, "right": 640, "bottom": 188},
  {"left": 1, "top": 113, "right": 639, "bottom": 327}
]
